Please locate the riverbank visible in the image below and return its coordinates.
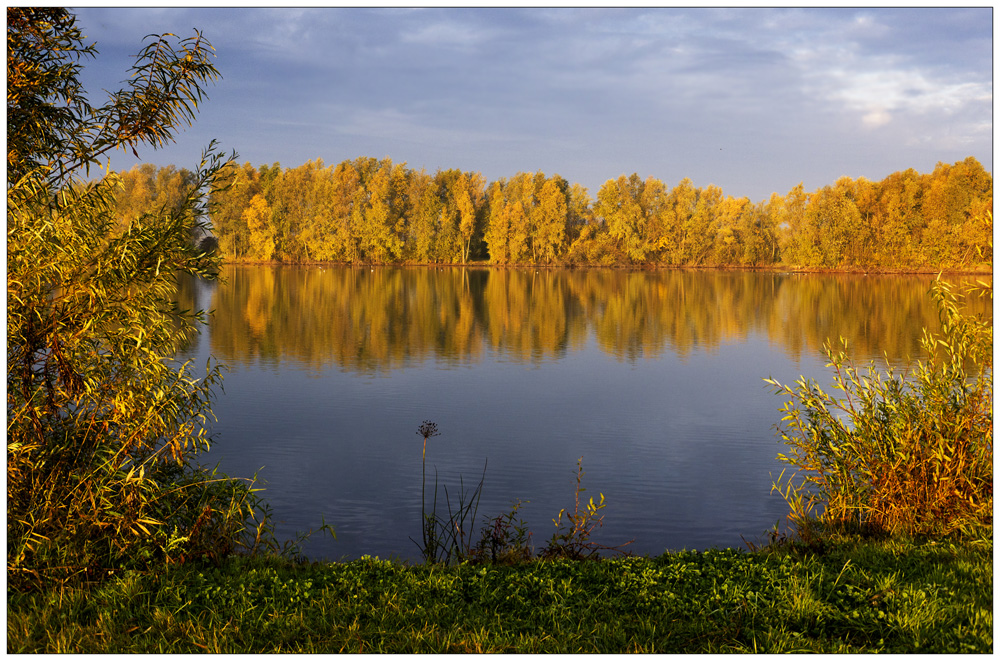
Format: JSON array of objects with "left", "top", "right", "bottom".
[
  {"left": 217, "top": 259, "right": 993, "bottom": 276},
  {"left": 8, "top": 535, "right": 991, "bottom": 653}
]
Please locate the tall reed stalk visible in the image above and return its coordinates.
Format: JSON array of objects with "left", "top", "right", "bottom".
[{"left": 413, "top": 421, "right": 485, "bottom": 564}]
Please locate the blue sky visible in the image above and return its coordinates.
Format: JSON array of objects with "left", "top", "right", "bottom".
[{"left": 72, "top": 6, "right": 992, "bottom": 203}]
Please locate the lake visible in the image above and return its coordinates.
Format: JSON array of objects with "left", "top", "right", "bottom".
[{"left": 176, "top": 266, "right": 989, "bottom": 562}]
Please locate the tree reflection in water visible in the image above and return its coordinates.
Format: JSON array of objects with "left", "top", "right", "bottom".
[{"left": 198, "top": 266, "right": 990, "bottom": 372}]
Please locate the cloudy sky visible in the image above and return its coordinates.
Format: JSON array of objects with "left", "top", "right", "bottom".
[{"left": 72, "top": 6, "right": 992, "bottom": 203}]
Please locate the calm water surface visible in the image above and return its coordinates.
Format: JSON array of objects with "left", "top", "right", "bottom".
[{"left": 177, "top": 266, "right": 989, "bottom": 561}]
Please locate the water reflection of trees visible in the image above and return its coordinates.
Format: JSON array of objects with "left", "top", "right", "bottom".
[{"left": 206, "top": 266, "right": 990, "bottom": 372}]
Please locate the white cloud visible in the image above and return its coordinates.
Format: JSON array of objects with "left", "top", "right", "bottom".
[{"left": 822, "top": 64, "right": 991, "bottom": 131}]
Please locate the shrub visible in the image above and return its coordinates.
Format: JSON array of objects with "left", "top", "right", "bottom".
[
  {"left": 766, "top": 277, "right": 992, "bottom": 540},
  {"left": 7, "top": 8, "right": 270, "bottom": 589}
]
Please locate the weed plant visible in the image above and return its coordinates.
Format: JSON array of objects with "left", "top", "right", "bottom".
[
  {"left": 766, "top": 277, "right": 992, "bottom": 541},
  {"left": 470, "top": 499, "right": 534, "bottom": 564},
  {"left": 539, "top": 457, "right": 634, "bottom": 559},
  {"left": 412, "top": 424, "right": 631, "bottom": 564}
]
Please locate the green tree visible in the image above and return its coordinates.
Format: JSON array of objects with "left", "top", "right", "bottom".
[{"left": 7, "top": 8, "right": 264, "bottom": 587}]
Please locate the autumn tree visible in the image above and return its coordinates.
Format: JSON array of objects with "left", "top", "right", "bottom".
[
  {"left": 531, "top": 176, "right": 569, "bottom": 263},
  {"left": 328, "top": 159, "right": 366, "bottom": 262},
  {"left": 242, "top": 193, "right": 276, "bottom": 261},
  {"left": 738, "top": 199, "right": 779, "bottom": 266},
  {"left": 778, "top": 183, "right": 821, "bottom": 267},
  {"left": 265, "top": 159, "right": 330, "bottom": 262},
  {"left": 485, "top": 172, "right": 538, "bottom": 264},
  {"left": 594, "top": 174, "right": 648, "bottom": 263},
  {"left": 284, "top": 159, "right": 336, "bottom": 262},
  {"left": 352, "top": 159, "right": 404, "bottom": 263},
  {"left": 188, "top": 141, "right": 990, "bottom": 268},
  {"left": 484, "top": 179, "right": 511, "bottom": 264},
  {"left": 210, "top": 161, "right": 260, "bottom": 260},
  {"left": 685, "top": 184, "right": 722, "bottom": 265},
  {"left": 453, "top": 171, "right": 486, "bottom": 263},
  {"left": 564, "top": 182, "right": 593, "bottom": 245},
  {"left": 509, "top": 172, "right": 536, "bottom": 263},
  {"left": 114, "top": 163, "right": 158, "bottom": 224},
  {"left": 428, "top": 168, "right": 463, "bottom": 262},
  {"left": 869, "top": 168, "right": 923, "bottom": 267},
  {"left": 920, "top": 157, "right": 993, "bottom": 266},
  {"left": 658, "top": 177, "right": 697, "bottom": 264}
]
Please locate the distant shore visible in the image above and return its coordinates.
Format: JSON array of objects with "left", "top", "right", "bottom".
[{"left": 216, "top": 259, "right": 993, "bottom": 276}]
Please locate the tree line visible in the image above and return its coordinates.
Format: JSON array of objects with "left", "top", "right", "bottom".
[{"left": 112, "top": 155, "right": 993, "bottom": 269}]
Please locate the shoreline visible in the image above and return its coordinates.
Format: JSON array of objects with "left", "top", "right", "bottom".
[{"left": 215, "top": 259, "right": 993, "bottom": 276}]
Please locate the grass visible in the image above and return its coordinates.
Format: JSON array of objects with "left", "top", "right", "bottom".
[{"left": 8, "top": 534, "right": 991, "bottom": 653}]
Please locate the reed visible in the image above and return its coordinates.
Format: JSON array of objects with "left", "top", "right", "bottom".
[{"left": 412, "top": 421, "right": 486, "bottom": 564}]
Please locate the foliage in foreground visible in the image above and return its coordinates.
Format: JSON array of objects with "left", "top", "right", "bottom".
[
  {"left": 6, "top": 8, "right": 275, "bottom": 590},
  {"left": 766, "top": 277, "right": 992, "bottom": 541},
  {"left": 7, "top": 536, "right": 991, "bottom": 653}
]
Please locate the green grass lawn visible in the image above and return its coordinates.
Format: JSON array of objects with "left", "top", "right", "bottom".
[{"left": 8, "top": 535, "right": 991, "bottom": 653}]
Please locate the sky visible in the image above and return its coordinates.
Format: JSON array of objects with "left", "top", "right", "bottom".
[{"left": 71, "top": 5, "right": 992, "bottom": 203}]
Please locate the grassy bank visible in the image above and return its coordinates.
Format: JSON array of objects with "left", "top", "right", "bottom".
[{"left": 8, "top": 535, "right": 991, "bottom": 654}]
